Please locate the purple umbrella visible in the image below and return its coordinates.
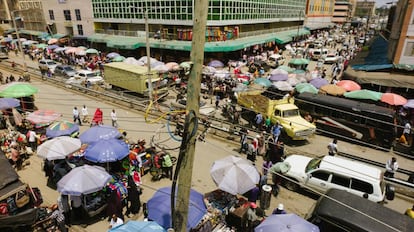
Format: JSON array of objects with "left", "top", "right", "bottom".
[
  {"left": 0, "top": 98, "right": 20, "bottom": 110},
  {"left": 208, "top": 60, "right": 225, "bottom": 68},
  {"left": 84, "top": 138, "right": 129, "bottom": 163},
  {"left": 309, "top": 77, "right": 329, "bottom": 89},
  {"left": 403, "top": 99, "right": 414, "bottom": 109},
  {"left": 255, "top": 214, "right": 319, "bottom": 232},
  {"left": 269, "top": 73, "right": 289, "bottom": 82},
  {"left": 47, "top": 45, "right": 60, "bottom": 50},
  {"left": 106, "top": 52, "right": 120, "bottom": 59}
]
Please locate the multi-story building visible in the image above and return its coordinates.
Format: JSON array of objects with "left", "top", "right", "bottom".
[
  {"left": 388, "top": 0, "right": 414, "bottom": 68},
  {"left": 332, "top": 0, "right": 352, "bottom": 24},
  {"left": 88, "top": 0, "right": 310, "bottom": 59},
  {"left": 354, "top": 0, "right": 375, "bottom": 18},
  {"left": 305, "top": 0, "right": 336, "bottom": 30}
]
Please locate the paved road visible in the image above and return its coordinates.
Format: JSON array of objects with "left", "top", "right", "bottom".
[{"left": 1, "top": 53, "right": 413, "bottom": 231}]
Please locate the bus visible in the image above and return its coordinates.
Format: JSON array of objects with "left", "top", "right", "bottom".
[
  {"left": 295, "top": 92, "right": 396, "bottom": 149},
  {"left": 0, "top": 45, "right": 8, "bottom": 60}
]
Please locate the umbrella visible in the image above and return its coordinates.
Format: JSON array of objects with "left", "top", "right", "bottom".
[
  {"left": 295, "top": 83, "right": 318, "bottom": 94},
  {"left": 254, "top": 78, "right": 272, "bottom": 88},
  {"left": 22, "top": 40, "right": 38, "bottom": 46},
  {"left": 54, "top": 47, "right": 68, "bottom": 53},
  {"left": 138, "top": 56, "right": 159, "bottom": 65},
  {"left": 292, "top": 69, "right": 306, "bottom": 74},
  {"left": 276, "top": 66, "right": 294, "bottom": 73},
  {"left": 86, "top": 48, "right": 99, "bottom": 54},
  {"left": 123, "top": 57, "right": 141, "bottom": 65},
  {"left": 309, "top": 77, "right": 329, "bottom": 89},
  {"left": 106, "top": 52, "right": 120, "bottom": 59},
  {"left": 46, "top": 120, "right": 80, "bottom": 138},
  {"left": 269, "top": 73, "right": 288, "bottom": 82},
  {"left": 403, "top": 99, "right": 414, "bottom": 109},
  {"left": 255, "top": 214, "right": 319, "bottom": 232},
  {"left": 75, "top": 49, "right": 86, "bottom": 56},
  {"left": 336, "top": 80, "right": 361, "bottom": 91},
  {"left": 12, "top": 108, "right": 23, "bottom": 126},
  {"left": 179, "top": 61, "right": 193, "bottom": 69},
  {"left": 26, "top": 109, "right": 62, "bottom": 125},
  {"left": 37, "top": 136, "right": 81, "bottom": 161},
  {"left": 79, "top": 125, "right": 121, "bottom": 144},
  {"left": 47, "top": 38, "right": 58, "bottom": 45},
  {"left": 202, "top": 66, "right": 216, "bottom": 74},
  {"left": 0, "top": 98, "right": 20, "bottom": 110},
  {"left": 148, "top": 187, "right": 207, "bottom": 231},
  {"left": 0, "top": 83, "right": 38, "bottom": 98},
  {"left": 64, "top": 47, "right": 78, "bottom": 54},
  {"left": 165, "top": 62, "right": 180, "bottom": 71},
  {"left": 319, "top": 84, "right": 346, "bottom": 96},
  {"left": 208, "top": 60, "right": 225, "bottom": 68},
  {"left": 112, "top": 56, "right": 126, "bottom": 62},
  {"left": 109, "top": 220, "right": 166, "bottom": 232},
  {"left": 57, "top": 165, "right": 112, "bottom": 196},
  {"left": 380, "top": 93, "right": 407, "bottom": 106},
  {"left": 286, "top": 76, "right": 303, "bottom": 87},
  {"left": 84, "top": 138, "right": 129, "bottom": 163},
  {"left": 344, "top": 89, "right": 383, "bottom": 101},
  {"left": 288, "top": 58, "right": 310, "bottom": 66},
  {"left": 47, "top": 45, "right": 59, "bottom": 50},
  {"left": 77, "top": 46, "right": 87, "bottom": 50},
  {"left": 272, "top": 81, "right": 293, "bottom": 91},
  {"left": 34, "top": 43, "right": 48, "bottom": 49},
  {"left": 271, "top": 68, "right": 289, "bottom": 75},
  {"left": 210, "top": 155, "right": 260, "bottom": 195},
  {"left": 153, "top": 64, "right": 169, "bottom": 73}
]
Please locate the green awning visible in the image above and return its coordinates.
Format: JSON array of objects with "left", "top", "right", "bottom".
[
  {"left": 52, "top": 33, "right": 67, "bottom": 39},
  {"left": 287, "top": 28, "right": 310, "bottom": 37},
  {"left": 19, "top": 29, "right": 46, "bottom": 36},
  {"left": 106, "top": 36, "right": 144, "bottom": 50},
  {"left": 274, "top": 31, "right": 293, "bottom": 44},
  {"left": 87, "top": 33, "right": 109, "bottom": 43},
  {"left": 38, "top": 32, "right": 50, "bottom": 39},
  {"left": 152, "top": 40, "right": 192, "bottom": 51}
]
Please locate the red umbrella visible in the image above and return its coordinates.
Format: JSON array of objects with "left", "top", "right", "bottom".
[
  {"left": 26, "top": 109, "right": 62, "bottom": 126},
  {"left": 336, "top": 80, "right": 361, "bottom": 91},
  {"left": 380, "top": 93, "right": 407, "bottom": 106}
]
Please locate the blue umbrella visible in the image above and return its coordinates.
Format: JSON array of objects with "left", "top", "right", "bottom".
[
  {"left": 80, "top": 125, "right": 121, "bottom": 144},
  {"left": 208, "top": 60, "right": 225, "bottom": 68},
  {"left": 84, "top": 138, "right": 129, "bottom": 163},
  {"left": 47, "top": 44, "right": 60, "bottom": 50},
  {"left": 107, "top": 52, "right": 120, "bottom": 59},
  {"left": 148, "top": 187, "right": 207, "bottom": 231},
  {"left": 309, "top": 77, "right": 329, "bottom": 89},
  {"left": 46, "top": 120, "right": 80, "bottom": 138},
  {"left": 109, "top": 220, "right": 166, "bottom": 232},
  {"left": 269, "top": 73, "right": 288, "bottom": 82},
  {"left": 0, "top": 98, "right": 20, "bottom": 110},
  {"left": 254, "top": 78, "right": 272, "bottom": 88},
  {"left": 255, "top": 214, "right": 319, "bottom": 232}
]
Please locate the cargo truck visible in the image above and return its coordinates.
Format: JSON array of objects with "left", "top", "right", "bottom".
[
  {"left": 237, "top": 90, "right": 316, "bottom": 140},
  {"left": 104, "top": 62, "right": 169, "bottom": 98}
]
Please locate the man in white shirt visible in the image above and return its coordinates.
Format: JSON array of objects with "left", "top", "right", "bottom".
[
  {"left": 111, "top": 109, "right": 118, "bottom": 128},
  {"left": 73, "top": 107, "right": 82, "bottom": 126},
  {"left": 27, "top": 129, "right": 37, "bottom": 152},
  {"left": 385, "top": 157, "right": 399, "bottom": 178},
  {"left": 81, "top": 105, "right": 89, "bottom": 123},
  {"left": 108, "top": 214, "right": 123, "bottom": 229}
]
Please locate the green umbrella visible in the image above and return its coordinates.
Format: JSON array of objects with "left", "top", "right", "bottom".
[
  {"left": 179, "top": 61, "right": 193, "bottom": 69},
  {"left": 276, "top": 66, "right": 294, "bottom": 73},
  {"left": 289, "top": 58, "right": 310, "bottom": 66},
  {"left": 85, "top": 48, "right": 99, "bottom": 54},
  {"left": 0, "top": 83, "right": 38, "bottom": 98},
  {"left": 295, "top": 83, "right": 318, "bottom": 94},
  {"left": 34, "top": 43, "right": 48, "bottom": 49},
  {"left": 292, "top": 69, "right": 306, "bottom": 74},
  {"left": 112, "top": 56, "right": 126, "bottom": 62},
  {"left": 254, "top": 77, "right": 272, "bottom": 88},
  {"left": 343, "top": 89, "right": 383, "bottom": 101}
]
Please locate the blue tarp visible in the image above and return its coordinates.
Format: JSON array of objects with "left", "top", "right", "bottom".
[{"left": 352, "top": 36, "right": 393, "bottom": 71}]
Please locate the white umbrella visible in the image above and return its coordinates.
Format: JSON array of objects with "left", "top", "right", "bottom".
[
  {"left": 37, "top": 136, "right": 81, "bottom": 161},
  {"left": 271, "top": 69, "right": 288, "bottom": 75},
  {"left": 138, "top": 56, "right": 158, "bottom": 65},
  {"left": 210, "top": 155, "right": 260, "bottom": 195},
  {"left": 57, "top": 165, "right": 112, "bottom": 196},
  {"left": 272, "top": 81, "right": 293, "bottom": 91}
]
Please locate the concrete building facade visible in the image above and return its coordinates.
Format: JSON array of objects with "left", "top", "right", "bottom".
[
  {"left": 305, "top": 0, "right": 336, "bottom": 30},
  {"left": 332, "top": 0, "right": 352, "bottom": 23}
]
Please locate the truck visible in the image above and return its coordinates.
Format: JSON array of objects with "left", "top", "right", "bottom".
[
  {"left": 237, "top": 90, "right": 316, "bottom": 140},
  {"left": 104, "top": 62, "right": 169, "bottom": 98}
]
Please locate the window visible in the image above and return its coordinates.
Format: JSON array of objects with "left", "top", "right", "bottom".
[
  {"left": 49, "top": 10, "right": 55, "bottom": 20},
  {"left": 75, "top": 9, "right": 81, "bottom": 21},
  {"left": 331, "top": 174, "right": 350, "bottom": 188},
  {"left": 403, "top": 42, "right": 414, "bottom": 57},
  {"left": 63, "top": 10, "right": 71, "bottom": 21},
  {"left": 311, "top": 171, "right": 330, "bottom": 181},
  {"left": 351, "top": 178, "right": 373, "bottom": 194},
  {"left": 77, "top": 24, "right": 83, "bottom": 36}
]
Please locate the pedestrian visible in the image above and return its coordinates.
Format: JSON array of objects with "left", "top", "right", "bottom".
[
  {"left": 81, "top": 105, "right": 89, "bottom": 123},
  {"left": 215, "top": 95, "right": 220, "bottom": 109},
  {"left": 271, "top": 122, "right": 282, "bottom": 142},
  {"left": 57, "top": 194, "right": 71, "bottom": 226},
  {"left": 247, "top": 141, "right": 257, "bottom": 164},
  {"left": 403, "top": 121, "right": 411, "bottom": 145},
  {"left": 70, "top": 195, "right": 82, "bottom": 223},
  {"left": 272, "top": 203, "right": 287, "bottom": 215},
  {"left": 254, "top": 112, "right": 263, "bottom": 128},
  {"left": 404, "top": 204, "right": 414, "bottom": 219},
  {"left": 111, "top": 109, "right": 118, "bottom": 128},
  {"left": 72, "top": 107, "right": 82, "bottom": 126},
  {"left": 327, "top": 139, "right": 338, "bottom": 156},
  {"left": 27, "top": 128, "right": 37, "bottom": 153},
  {"left": 125, "top": 175, "right": 142, "bottom": 217},
  {"left": 108, "top": 214, "right": 124, "bottom": 229},
  {"left": 384, "top": 157, "right": 398, "bottom": 178},
  {"left": 50, "top": 204, "right": 67, "bottom": 232},
  {"left": 161, "top": 152, "right": 173, "bottom": 180},
  {"left": 247, "top": 184, "right": 260, "bottom": 203},
  {"left": 239, "top": 128, "right": 248, "bottom": 153}
]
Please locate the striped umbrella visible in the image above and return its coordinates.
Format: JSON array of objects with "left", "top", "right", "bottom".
[
  {"left": 26, "top": 109, "right": 62, "bottom": 126},
  {"left": 46, "top": 120, "right": 80, "bottom": 138}
]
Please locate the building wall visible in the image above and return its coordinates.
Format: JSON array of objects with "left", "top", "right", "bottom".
[
  {"left": 305, "top": 0, "right": 335, "bottom": 29},
  {"left": 332, "top": 1, "right": 352, "bottom": 23},
  {"left": 41, "top": 0, "right": 94, "bottom": 37},
  {"left": 392, "top": 0, "right": 414, "bottom": 65},
  {"left": 354, "top": 0, "right": 376, "bottom": 18},
  {"left": 19, "top": 0, "right": 45, "bottom": 31}
]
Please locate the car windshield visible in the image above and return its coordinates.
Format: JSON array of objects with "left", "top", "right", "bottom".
[
  {"left": 86, "top": 73, "right": 98, "bottom": 78},
  {"left": 282, "top": 109, "right": 299, "bottom": 117},
  {"left": 305, "top": 157, "right": 322, "bottom": 172},
  {"left": 47, "top": 61, "right": 56, "bottom": 65},
  {"left": 64, "top": 67, "right": 74, "bottom": 71}
]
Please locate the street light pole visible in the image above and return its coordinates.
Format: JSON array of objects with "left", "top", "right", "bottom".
[
  {"left": 11, "top": 10, "right": 27, "bottom": 71},
  {"left": 144, "top": 9, "right": 153, "bottom": 102}
]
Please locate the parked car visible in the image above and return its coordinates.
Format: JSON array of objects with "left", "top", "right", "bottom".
[
  {"left": 281, "top": 155, "right": 393, "bottom": 203},
  {"left": 267, "top": 54, "right": 285, "bottom": 68},
  {"left": 65, "top": 70, "right": 104, "bottom": 85},
  {"left": 54, "top": 65, "right": 76, "bottom": 78},
  {"left": 38, "top": 59, "right": 58, "bottom": 74},
  {"left": 323, "top": 53, "right": 339, "bottom": 64}
]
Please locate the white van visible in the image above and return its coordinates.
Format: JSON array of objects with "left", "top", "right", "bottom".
[
  {"left": 282, "top": 155, "right": 392, "bottom": 203},
  {"left": 310, "top": 49, "right": 328, "bottom": 61},
  {"left": 267, "top": 54, "right": 285, "bottom": 68}
]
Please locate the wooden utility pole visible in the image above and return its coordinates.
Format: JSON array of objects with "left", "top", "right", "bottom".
[{"left": 172, "top": 0, "right": 208, "bottom": 231}]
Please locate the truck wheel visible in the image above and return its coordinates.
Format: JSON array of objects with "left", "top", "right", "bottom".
[{"left": 284, "top": 179, "right": 299, "bottom": 191}]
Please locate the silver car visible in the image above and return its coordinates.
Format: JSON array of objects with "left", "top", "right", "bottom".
[{"left": 54, "top": 65, "right": 76, "bottom": 78}]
